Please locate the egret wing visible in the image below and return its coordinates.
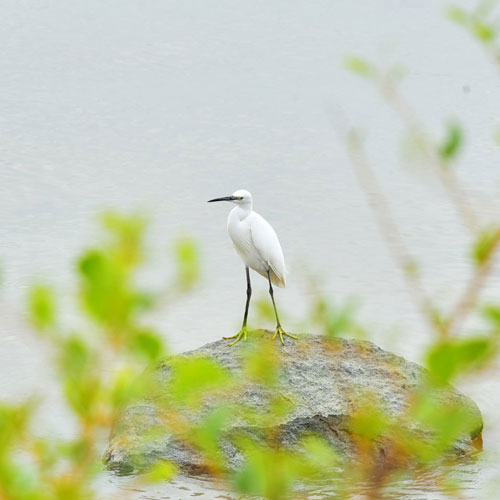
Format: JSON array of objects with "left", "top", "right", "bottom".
[
  {"left": 249, "top": 213, "right": 287, "bottom": 287},
  {"left": 227, "top": 212, "right": 254, "bottom": 263}
]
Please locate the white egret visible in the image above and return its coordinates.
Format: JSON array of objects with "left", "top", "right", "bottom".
[{"left": 208, "top": 189, "right": 297, "bottom": 346}]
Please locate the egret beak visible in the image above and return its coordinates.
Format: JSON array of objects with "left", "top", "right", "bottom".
[{"left": 208, "top": 196, "right": 237, "bottom": 203}]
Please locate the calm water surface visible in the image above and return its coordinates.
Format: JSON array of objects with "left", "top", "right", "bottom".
[{"left": 1, "top": 1, "right": 500, "bottom": 498}]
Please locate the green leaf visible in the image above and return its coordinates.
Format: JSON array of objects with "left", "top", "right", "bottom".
[
  {"left": 299, "top": 436, "right": 340, "bottom": 479},
  {"left": 438, "top": 122, "right": 463, "bottom": 162},
  {"left": 234, "top": 444, "right": 294, "bottom": 499},
  {"left": 190, "top": 406, "right": 233, "bottom": 467},
  {"left": 409, "top": 388, "right": 482, "bottom": 459},
  {"left": 447, "top": 6, "right": 469, "bottom": 26},
  {"left": 174, "top": 237, "right": 200, "bottom": 290},
  {"left": 426, "top": 337, "right": 496, "bottom": 384},
  {"left": 234, "top": 451, "right": 267, "bottom": 497},
  {"left": 471, "top": 228, "right": 500, "bottom": 265},
  {"left": 64, "top": 376, "right": 101, "bottom": 418},
  {"left": 349, "top": 401, "right": 390, "bottom": 440},
  {"left": 0, "top": 402, "right": 33, "bottom": 452},
  {"left": 243, "top": 341, "right": 281, "bottom": 386},
  {"left": 110, "top": 366, "right": 145, "bottom": 409},
  {"left": 482, "top": 304, "right": 500, "bottom": 331},
  {"left": 167, "top": 357, "right": 231, "bottom": 407},
  {"left": 472, "top": 19, "right": 495, "bottom": 43},
  {"left": 447, "top": 6, "right": 497, "bottom": 44},
  {"left": 28, "top": 284, "right": 56, "bottom": 331},
  {"left": 144, "top": 461, "right": 178, "bottom": 482},
  {"left": 78, "top": 249, "right": 136, "bottom": 331},
  {"left": 77, "top": 212, "right": 151, "bottom": 334},
  {"left": 100, "top": 211, "right": 146, "bottom": 268},
  {"left": 130, "top": 329, "right": 165, "bottom": 361},
  {"left": 344, "top": 55, "right": 375, "bottom": 78},
  {"left": 59, "top": 336, "right": 94, "bottom": 379}
]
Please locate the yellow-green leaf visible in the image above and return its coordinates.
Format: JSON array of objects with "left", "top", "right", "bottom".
[
  {"left": 438, "top": 122, "right": 463, "bottom": 162},
  {"left": 426, "top": 337, "right": 496, "bottom": 384},
  {"left": 471, "top": 229, "right": 500, "bottom": 265},
  {"left": 344, "top": 55, "right": 375, "bottom": 78},
  {"left": 28, "top": 284, "right": 56, "bottom": 331},
  {"left": 145, "top": 461, "right": 178, "bottom": 482},
  {"left": 174, "top": 237, "right": 200, "bottom": 290}
]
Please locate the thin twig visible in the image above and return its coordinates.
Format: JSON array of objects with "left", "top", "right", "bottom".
[
  {"left": 344, "top": 129, "right": 446, "bottom": 337},
  {"left": 379, "top": 76, "right": 480, "bottom": 233},
  {"left": 379, "top": 77, "right": 500, "bottom": 335},
  {"left": 446, "top": 228, "right": 500, "bottom": 333}
]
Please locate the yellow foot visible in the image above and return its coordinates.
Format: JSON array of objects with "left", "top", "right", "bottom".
[
  {"left": 272, "top": 326, "right": 298, "bottom": 345},
  {"left": 223, "top": 328, "right": 248, "bottom": 346}
]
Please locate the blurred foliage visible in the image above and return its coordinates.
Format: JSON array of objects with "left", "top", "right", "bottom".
[
  {"left": 339, "top": 1, "right": 500, "bottom": 497},
  {"left": 472, "top": 228, "right": 500, "bottom": 265},
  {"left": 174, "top": 237, "right": 200, "bottom": 291},
  {"left": 426, "top": 336, "right": 497, "bottom": 385},
  {"left": 167, "top": 356, "right": 232, "bottom": 407},
  {"left": 143, "top": 461, "right": 178, "bottom": 483},
  {"left": 233, "top": 436, "right": 341, "bottom": 500},
  {"left": 29, "top": 284, "right": 56, "bottom": 331},
  {"left": 494, "top": 127, "right": 500, "bottom": 146},
  {"left": 254, "top": 268, "right": 367, "bottom": 341},
  {"left": 448, "top": 2, "right": 500, "bottom": 46},
  {"left": 2, "top": 2, "right": 500, "bottom": 499},
  {"left": 311, "top": 297, "right": 366, "bottom": 339},
  {"left": 344, "top": 55, "right": 376, "bottom": 79},
  {"left": 0, "top": 212, "right": 201, "bottom": 500},
  {"left": 438, "top": 122, "right": 463, "bottom": 163},
  {"left": 0, "top": 213, "right": 355, "bottom": 500}
]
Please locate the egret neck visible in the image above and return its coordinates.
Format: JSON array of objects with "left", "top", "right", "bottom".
[{"left": 230, "top": 199, "right": 252, "bottom": 221}]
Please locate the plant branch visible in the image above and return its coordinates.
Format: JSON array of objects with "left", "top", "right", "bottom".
[
  {"left": 343, "top": 128, "right": 446, "bottom": 337},
  {"left": 378, "top": 75, "right": 480, "bottom": 233},
  {"left": 446, "top": 227, "right": 500, "bottom": 333}
]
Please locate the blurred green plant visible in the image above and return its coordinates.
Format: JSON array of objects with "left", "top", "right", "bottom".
[
  {"left": 1, "top": 212, "right": 348, "bottom": 500},
  {"left": 174, "top": 237, "right": 200, "bottom": 291},
  {"left": 426, "top": 336, "right": 497, "bottom": 385},
  {"left": 337, "top": 1, "right": 500, "bottom": 496},
  {"left": 0, "top": 212, "right": 202, "bottom": 500},
  {"left": 233, "top": 435, "right": 341, "bottom": 500},
  {"left": 448, "top": 2, "right": 500, "bottom": 49},
  {"left": 2, "top": 2, "right": 500, "bottom": 499},
  {"left": 311, "top": 297, "right": 366, "bottom": 340},
  {"left": 438, "top": 122, "right": 464, "bottom": 164}
]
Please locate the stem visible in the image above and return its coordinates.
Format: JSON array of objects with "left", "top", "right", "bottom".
[
  {"left": 346, "top": 131, "right": 446, "bottom": 336},
  {"left": 446, "top": 228, "right": 500, "bottom": 333},
  {"left": 379, "top": 76, "right": 479, "bottom": 233}
]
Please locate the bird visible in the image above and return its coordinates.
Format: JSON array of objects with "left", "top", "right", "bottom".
[{"left": 208, "top": 189, "right": 297, "bottom": 346}]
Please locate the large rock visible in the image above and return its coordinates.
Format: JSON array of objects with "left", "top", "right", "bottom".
[{"left": 104, "top": 331, "right": 483, "bottom": 475}]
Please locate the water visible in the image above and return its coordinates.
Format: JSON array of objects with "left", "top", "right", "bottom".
[{"left": 1, "top": 0, "right": 500, "bottom": 498}]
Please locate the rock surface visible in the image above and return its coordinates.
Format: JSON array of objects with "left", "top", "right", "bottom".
[{"left": 104, "top": 331, "right": 483, "bottom": 475}]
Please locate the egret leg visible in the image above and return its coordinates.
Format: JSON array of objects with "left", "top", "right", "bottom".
[
  {"left": 267, "top": 271, "right": 297, "bottom": 345},
  {"left": 224, "top": 267, "right": 251, "bottom": 346}
]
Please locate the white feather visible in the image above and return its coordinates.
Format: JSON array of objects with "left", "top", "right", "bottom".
[{"left": 226, "top": 194, "right": 287, "bottom": 287}]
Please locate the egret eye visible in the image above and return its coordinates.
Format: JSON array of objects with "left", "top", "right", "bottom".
[{"left": 237, "top": 197, "right": 244, "bottom": 200}]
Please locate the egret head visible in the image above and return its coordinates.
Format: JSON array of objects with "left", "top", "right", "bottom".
[{"left": 208, "top": 189, "right": 252, "bottom": 206}]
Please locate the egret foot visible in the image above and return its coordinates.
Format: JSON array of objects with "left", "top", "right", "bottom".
[
  {"left": 272, "top": 326, "right": 298, "bottom": 345},
  {"left": 223, "top": 328, "right": 248, "bottom": 346}
]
